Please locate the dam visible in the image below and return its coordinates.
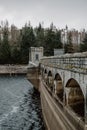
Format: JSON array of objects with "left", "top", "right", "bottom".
[
  {"left": 1, "top": 46, "right": 87, "bottom": 130},
  {"left": 28, "top": 49, "right": 87, "bottom": 130}
]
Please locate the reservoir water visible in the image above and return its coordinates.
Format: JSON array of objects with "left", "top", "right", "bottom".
[{"left": 0, "top": 75, "right": 45, "bottom": 130}]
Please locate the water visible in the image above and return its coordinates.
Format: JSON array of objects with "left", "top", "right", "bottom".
[{"left": 0, "top": 75, "right": 45, "bottom": 130}]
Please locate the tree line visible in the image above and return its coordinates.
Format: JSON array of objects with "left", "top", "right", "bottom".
[
  {"left": 0, "top": 21, "right": 62, "bottom": 64},
  {"left": 0, "top": 20, "right": 87, "bottom": 64}
]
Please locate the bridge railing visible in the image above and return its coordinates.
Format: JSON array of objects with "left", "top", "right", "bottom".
[{"left": 40, "top": 52, "right": 87, "bottom": 73}]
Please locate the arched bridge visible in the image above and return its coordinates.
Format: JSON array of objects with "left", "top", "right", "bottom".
[{"left": 40, "top": 52, "right": 87, "bottom": 130}]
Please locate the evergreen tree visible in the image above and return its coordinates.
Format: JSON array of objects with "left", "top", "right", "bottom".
[
  {"left": 64, "top": 32, "right": 74, "bottom": 53},
  {"left": 0, "top": 21, "right": 11, "bottom": 64},
  {"left": 80, "top": 33, "right": 87, "bottom": 52},
  {"left": 11, "top": 47, "right": 21, "bottom": 64},
  {"left": 34, "top": 23, "right": 45, "bottom": 47},
  {"left": 20, "top": 23, "right": 36, "bottom": 64},
  {"left": 44, "top": 23, "right": 62, "bottom": 56}
]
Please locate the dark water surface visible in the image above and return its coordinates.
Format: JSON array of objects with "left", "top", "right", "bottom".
[{"left": 0, "top": 75, "right": 45, "bottom": 130}]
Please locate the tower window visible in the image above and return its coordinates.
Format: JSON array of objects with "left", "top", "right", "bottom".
[{"left": 36, "top": 54, "right": 39, "bottom": 60}]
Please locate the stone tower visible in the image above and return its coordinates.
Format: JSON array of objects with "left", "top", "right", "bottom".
[{"left": 29, "top": 47, "right": 43, "bottom": 65}]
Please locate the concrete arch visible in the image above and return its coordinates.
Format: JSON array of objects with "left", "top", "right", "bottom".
[
  {"left": 44, "top": 69, "right": 47, "bottom": 74},
  {"left": 64, "top": 71, "right": 86, "bottom": 97},
  {"left": 48, "top": 70, "right": 52, "bottom": 76},
  {"left": 43, "top": 67, "right": 50, "bottom": 75},
  {"left": 46, "top": 70, "right": 54, "bottom": 91},
  {"left": 41, "top": 67, "right": 44, "bottom": 72},
  {"left": 65, "top": 78, "right": 81, "bottom": 88},
  {"left": 65, "top": 78, "right": 84, "bottom": 98},
  {"left": 54, "top": 73, "right": 63, "bottom": 102},
  {"left": 54, "top": 73, "right": 62, "bottom": 80},
  {"left": 65, "top": 78, "right": 84, "bottom": 119},
  {"left": 55, "top": 69, "right": 64, "bottom": 83},
  {"left": 40, "top": 66, "right": 44, "bottom": 75}
]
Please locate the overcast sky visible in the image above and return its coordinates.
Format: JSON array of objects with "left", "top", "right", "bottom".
[{"left": 0, "top": 0, "right": 87, "bottom": 30}]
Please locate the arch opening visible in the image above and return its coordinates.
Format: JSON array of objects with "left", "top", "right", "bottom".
[
  {"left": 54, "top": 73, "right": 63, "bottom": 102},
  {"left": 44, "top": 69, "right": 47, "bottom": 74},
  {"left": 65, "top": 78, "right": 84, "bottom": 119},
  {"left": 47, "top": 71, "right": 54, "bottom": 91},
  {"left": 41, "top": 67, "right": 44, "bottom": 78},
  {"left": 48, "top": 71, "right": 52, "bottom": 77},
  {"left": 41, "top": 68, "right": 47, "bottom": 82}
]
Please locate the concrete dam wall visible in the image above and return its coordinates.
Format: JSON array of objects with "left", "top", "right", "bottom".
[
  {"left": 40, "top": 79, "right": 84, "bottom": 130},
  {"left": 27, "top": 67, "right": 84, "bottom": 130}
]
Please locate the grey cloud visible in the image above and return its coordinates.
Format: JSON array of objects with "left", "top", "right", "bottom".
[{"left": 0, "top": 0, "right": 87, "bottom": 30}]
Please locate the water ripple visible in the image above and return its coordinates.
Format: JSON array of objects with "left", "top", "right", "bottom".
[{"left": 0, "top": 76, "right": 45, "bottom": 130}]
